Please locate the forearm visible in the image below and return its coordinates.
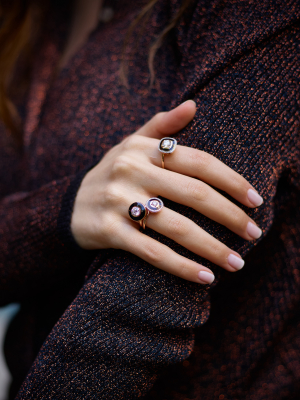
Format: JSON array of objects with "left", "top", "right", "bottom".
[{"left": 0, "top": 174, "right": 96, "bottom": 305}]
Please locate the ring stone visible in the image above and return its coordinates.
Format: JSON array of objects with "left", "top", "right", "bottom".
[
  {"left": 129, "top": 202, "right": 146, "bottom": 221},
  {"left": 131, "top": 207, "right": 141, "bottom": 217},
  {"left": 158, "top": 137, "right": 177, "bottom": 154},
  {"left": 146, "top": 197, "right": 164, "bottom": 213}
]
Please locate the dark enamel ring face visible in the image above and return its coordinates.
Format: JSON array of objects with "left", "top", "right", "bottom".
[
  {"left": 145, "top": 197, "right": 164, "bottom": 213},
  {"left": 128, "top": 202, "right": 147, "bottom": 221},
  {"left": 158, "top": 137, "right": 177, "bottom": 154}
]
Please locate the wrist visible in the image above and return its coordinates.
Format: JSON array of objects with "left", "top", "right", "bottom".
[{"left": 57, "top": 165, "right": 97, "bottom": 253}]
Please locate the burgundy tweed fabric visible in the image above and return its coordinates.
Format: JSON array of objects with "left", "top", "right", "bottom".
[{"left": 0, "top": 0, "right": 299, "bottom": 398}]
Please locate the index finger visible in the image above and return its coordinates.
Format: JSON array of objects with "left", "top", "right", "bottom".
[{"left": 134, "top": 100, "right": 196, "bottom": 139}]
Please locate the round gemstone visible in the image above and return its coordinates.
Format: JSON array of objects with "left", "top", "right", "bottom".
[
  {"left": 129, "top": 202, "right": 146, "bottom": 221},
  {"left": 150, "top": 200, "right": 160, "bottom": 209},
  {"left": 131, "top": 206, "right": 141, "bottom": 217},
  {"left": 146, "top": 197, "right": 164, "bottom": 213}
]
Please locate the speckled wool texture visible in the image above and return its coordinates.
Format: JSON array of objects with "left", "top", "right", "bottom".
[{"left": 0, "top": 0, "right": 299, "bottom": 399}]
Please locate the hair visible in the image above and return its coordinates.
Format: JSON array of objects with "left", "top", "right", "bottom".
[
  {"left": 0, "top": 0, "right": 192, "bottom": 145},
  {"left": 120, "top": 0, "right": 192, "bottom": 88}
]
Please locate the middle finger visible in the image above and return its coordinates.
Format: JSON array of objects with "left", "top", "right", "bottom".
[{"left": 141, "top": 164, "right": 262, "bottom": 241}]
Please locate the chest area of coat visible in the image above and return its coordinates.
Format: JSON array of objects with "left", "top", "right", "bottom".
[{"left": 25, "top": 16, "right": 180, "bottom": 185}]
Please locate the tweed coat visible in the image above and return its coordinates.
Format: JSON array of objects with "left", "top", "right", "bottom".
[{"left": 0, "top": 0, "right": 299, "bottom": 398}]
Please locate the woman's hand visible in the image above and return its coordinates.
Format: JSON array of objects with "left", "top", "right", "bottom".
[{"left": 71, "top": 101, "right": 263, "bottom": 284}]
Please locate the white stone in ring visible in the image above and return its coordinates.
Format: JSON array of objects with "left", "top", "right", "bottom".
[
  {"left": 131, "top": 206, "right": 141, "bottom": 217},
  {"left": 161, "top": 140, "right": 172, "bottom": 150},
  {"left": 150, "top": 200, "right": 160, "bottom": 209},
  {"left": 158, "top": 137, "right": 177, "bottom": 154}
]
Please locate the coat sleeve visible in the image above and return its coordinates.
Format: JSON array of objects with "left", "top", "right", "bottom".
[
  {"left": 0, "top": 168, "right": 97, "bottom": 306},
  {"left": 15, "top": 15, "right": 300, "bottom": 400}
]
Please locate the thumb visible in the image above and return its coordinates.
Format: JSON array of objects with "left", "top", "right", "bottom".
[{"left": 135, "top": 100, "right": 196, "bottom": 138}]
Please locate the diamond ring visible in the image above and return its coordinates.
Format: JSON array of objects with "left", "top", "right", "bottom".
[
  {"left": 158, "top": 137, "right": 177, "bottom": 168},
  {"left": 128, "top": 198, "right": 164, "bottom": 230},
  {"left": 142, "top": 197, "right": 164, "bottom": 230},
  {"left": 128, "top": 202, "right": 147, "bottom": 221}
]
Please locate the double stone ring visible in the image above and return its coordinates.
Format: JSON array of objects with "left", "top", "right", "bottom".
[{"left": 129, "top": 197, "right": 164, "bottom": 230}]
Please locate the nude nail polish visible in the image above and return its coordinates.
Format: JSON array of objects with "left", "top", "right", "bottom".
[
  {"left": 247, "top": 189, "right": 263, "bottom": 207},
  {"left": 198, "top": 271, "right": 215, "bottom": 284},
  {"left": 247, "top": 222, "right": 262, "bottom": 239},
  {"left": 228, "top": 254, "right": 245, "bottom": 270}
]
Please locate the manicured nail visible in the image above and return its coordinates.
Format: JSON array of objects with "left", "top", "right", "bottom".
[
  {"left": 247, "top": 189, "right": 263, "bottom": 207},
  {"left": 247, "top": 222, "right": 262, "bottom": 239},
  {"left": 198, "top": 271, "right": 215, "bottom": 284},
  {"left": 182, "top": 99, "right": 196, "bottom": 106},
  {"left": 228, "top": 254, "right": 245, "bottom": 270}
]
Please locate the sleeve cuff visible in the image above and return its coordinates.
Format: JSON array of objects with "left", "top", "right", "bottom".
[{"left": 57, "top": 165, "right": 98, "bottom": 257}]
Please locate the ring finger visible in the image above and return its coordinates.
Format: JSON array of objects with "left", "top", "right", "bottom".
[
  {"left": 125, "top": 198, "right": 244, "bottom": 274},
  {"left": 140, "top": 164, "right": 262, "bottom": 241},
  {"left": 142, "top": 205, "right": 244, "bottom": 272},
  {"left": 120, "top": 221, "right": 216, "bottom": 284}
]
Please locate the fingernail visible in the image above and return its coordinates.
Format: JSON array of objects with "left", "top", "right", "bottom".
[
  {"left": 198, "top": 271, "right": 215, "bottom": 284},
  {"left": 228, "top": 254, "right": 245, "bottom": 270},
  {"left": 247, "top": 222, "right": 262, "bottom": 239},
  {"left": 182, "top": 99, "right": 196, "bottom": 106},
  {"left": 247, "top": 189, "right": 263, "bottom": 207}
]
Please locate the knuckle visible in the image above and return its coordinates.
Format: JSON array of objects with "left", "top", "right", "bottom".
[
  {"left": 209, "top": 241, "right": 226, "bottom": 261},
  {"left": 178, "top": 261, "right": 192, "bottom": 280},
  {"left": 166, "top": 217, "right": 189, "bottom": 238},
  {"left": 191, "top": 150, "right": 211, "bottom": 172},
  {"left": 102, "top": 183, "right": 123, "bottom": 205},
  {"left": 229, "top": 206, "right": 247, "bottom": 227},
  {"left": 143, "top": 243, "right": 164, "bottom": 265},
  {"left": 186, "top": 180, "right": 208, "bottom": 202},
  {"left": 153, "top": 111, "right": 166, "bottom": 124},
  {"left": 229, "top": 173, "right": 247, "bottom": 193},
  {"left": 111, "top": 155, "right": 134, "bottom": 176},
  {"left": 121, "top": 134, "right": 137, "bottom": 151}
]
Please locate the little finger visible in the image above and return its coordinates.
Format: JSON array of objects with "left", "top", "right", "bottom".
[
  {"left": 144, "top": 206, "right": 245, "bottom": 272},
  {"left": 120, "top": 223, "right": 215, "bottom": 284}
]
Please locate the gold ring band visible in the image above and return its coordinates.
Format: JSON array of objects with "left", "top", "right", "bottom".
[{"left": 139, "top": 209, "right": 149, "bottom": 230}]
